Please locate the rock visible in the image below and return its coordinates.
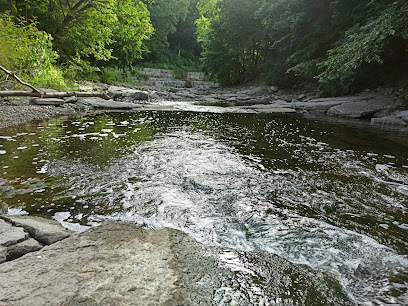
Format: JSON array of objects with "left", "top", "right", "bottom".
[
  {"left": 2, "top": 216, "right": 71, "bottom": 245},
  {"left": 292, "top": 100, "right": 346, "bottom": 112},
  {"left": 77, "top": 98, "right": 141, "bottom": 110},
  {"left": 1, "top": 202, "right": 8, "bottom": 214},
  {"left": 327, "top": 95, "right": 396, "bottom": 118},
  {"left": 255, "top": 108, "right": 297, "bottom": 114},
  {"left": 64, "top": 96, "right": 78, "bottom": 104},
  {"left": 31, "top": 98, "right": 65, "bottom": 106},
  {"left": 269, "top": 86, "right": 279, "bottom": 93},
  {"left": 371, "top": 116, "right": 408, "bottom": 126},
  {"left": 0, "top": 219, "right": 28, "bottom": 247},
  {"left": 0, "top": 247, "right": 7, "bottom": 263},
  {"left": 6, "top": 238, "right": 42, "bottom": 260},
  {"left": 0, "top": 221, "right": 349, "bottom": 305},
  {"left": 395, "top": 110, "right": 408, "bottom": 123},
  {"left": 0, "top": 222, "right": 182, "bottom": 306},
  {"left": 107, "top": 86, "right": 149, "bottom": 101}
]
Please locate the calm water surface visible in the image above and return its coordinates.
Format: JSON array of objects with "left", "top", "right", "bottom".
[{"left": 0, "top": 110, "right": 407, "bottom": 304}]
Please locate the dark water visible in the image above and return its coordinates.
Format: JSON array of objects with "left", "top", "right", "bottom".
[{"left": 1, "top": 110, "right": 407, "bottom": 304}]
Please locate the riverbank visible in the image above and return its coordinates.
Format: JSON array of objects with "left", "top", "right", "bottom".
[
  {"left": 1, "top": 79, "right": 407, "bottom": 131},
  {"left": 0, "top": 216, "right": 349, "bottom": 305}
]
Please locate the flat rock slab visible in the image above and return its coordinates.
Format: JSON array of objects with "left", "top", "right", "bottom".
[
  {"left": 255, "top": 108, "right": 297, "bottom": 114},
  {"left": 6, "top": 238, "right": 42, "bottom": 260},
  {"left": 0, "top": 222, "right": 181, "bottom": 306},
  {"left": 31, "top": 98, "right": 65, "bottom": 106},
  {"left": 0, "top": 221, "right": 349, "bottom": 305},
  {"left": 327, "top": 95, "right": 395, "bottom": 118},
  {"left": 2, "top": 216, "right": 70, "bottom": 245},
  {"left": 78, "top": 98, "right": 141, "bottom": 110},
  {"left": 292, "top": 100, "right": 347, "bottom": 112},
  {"left": 0, "top": 219, "right": 27, "bottom": 247}
]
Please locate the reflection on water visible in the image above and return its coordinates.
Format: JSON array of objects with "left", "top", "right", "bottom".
[{"left": 0, "top": 111, "right": 407, "bottom": 304}]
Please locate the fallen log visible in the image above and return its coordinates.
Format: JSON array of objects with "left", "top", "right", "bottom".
[
  {"left": 0, "top": 64, "right": 110, "bottom": 100},
  {"left": 0, "top": 91, "right": 110, "bottom": 100}
]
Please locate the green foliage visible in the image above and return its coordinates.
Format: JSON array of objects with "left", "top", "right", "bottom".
[
  {"left": 197, "top": 0, "right": 408, "bottom": 93},
  {"left": 197, "top": 0, "right": 264, "bottom": 84},
  {"left": 317, "top": 1, "right": 408, "bottom": 95},
  {"left": 144, "top": 0, "right": 190, "bottom": 61}
]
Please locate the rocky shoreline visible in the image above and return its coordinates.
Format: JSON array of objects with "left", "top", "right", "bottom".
[
  {"left": 1, "top": 80, "right": 407, "bottom": 131},
  {"left": 0, "top": 216, "right": 349, "bottom": 305}
]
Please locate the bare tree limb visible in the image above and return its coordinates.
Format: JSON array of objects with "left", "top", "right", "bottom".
[
  {"left": 0, "top": 91, "right": 110, "bottom": 100},
  {"left": 0, "top": 65, "right": 42, "bottom": 94},
  {"left": 0, "top": 64, "right": 110, "bottom": 100}
]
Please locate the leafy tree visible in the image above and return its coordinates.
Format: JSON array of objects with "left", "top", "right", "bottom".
[
  {"left": 197, "top": 0, "right": 264, "bottom": 84},
  {"left": 144, "top": 0, "right": 190, "bottom": 62}
]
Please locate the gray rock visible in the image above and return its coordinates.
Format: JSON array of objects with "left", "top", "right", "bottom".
[
  {"left": 64, "top": 96, "right": 78, "bottom": 104},
  {"left": 371, "top": 116, "right": 408, "bottom": 126},
  {"left": 6, "top": 238, "right": 42, "bottom": 260},
  {"left": 0, "top": 219, "right": 27, "bottom": 247},
  {"left": 0, "top": 221, "right": 348, "bottom": 305},
  {"left": 107, "top": 86, "right": 149, "bottom": 101},
  {"left": 0, "top": 222, "right": 182, "bottom": 306},
  {"left": 255, "top": 108, "right": 296, "bottom": 114},
  {"left": 2, "top": 216, "right": 70, "bottom": 245},
  {"left": 1, "top": 202, "right": 8, "bottom": 214},
  {"left": 292, "top": 100, "right": 346, "bottom": 112},
  {"left": 327, "top": 95, "right": 396, "bottom": 118},
  {"left": 395, "top": 110, "right": 408, "bottom": 123},
  {"left": 77, "top": 98, "right": 140, "bottom": 110},
  {"left": 0, "top": 247, "right": 7, "bottom": 263}
]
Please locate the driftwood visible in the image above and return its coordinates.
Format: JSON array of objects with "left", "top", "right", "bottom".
[{"left": 0, "top": 64, "right": 110, "bottom": 100}]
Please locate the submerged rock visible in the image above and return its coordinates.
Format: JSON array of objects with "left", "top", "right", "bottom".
[{"left": 77, "top": 98, "right": 141, "bottom": 110}]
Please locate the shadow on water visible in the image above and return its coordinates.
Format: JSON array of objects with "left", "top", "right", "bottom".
[{"left": 0, "top": 111, "right": 407, "bottom": 304}]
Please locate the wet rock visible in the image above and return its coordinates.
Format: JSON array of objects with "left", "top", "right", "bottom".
[
  {"left": 371, "top": 116, "right": 408, "bottom": 126},
  {"left": 77, "top": 98, "right": 141, "bottom": 110},
  {"left": 292, "top": 100, "right": 347, "bottom": 112},
  {"left": 6, "top": 238, "right": 42, "bottom": 260},
  {"left": 2, "top": 216, "right": 71, "bottom": 245},
  {"left": 327, "top": 95, "right": 397, "bottom": 118},
  {"left": 0, "top": 222, "right": 182, "bottom": 306},
  {"left": 0, "top": 219, "right": 28, "bottom": 247}
]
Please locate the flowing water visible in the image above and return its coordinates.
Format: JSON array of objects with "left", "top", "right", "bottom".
[{"left": 1, "top": 107, "right": 408, "bottom": 304}]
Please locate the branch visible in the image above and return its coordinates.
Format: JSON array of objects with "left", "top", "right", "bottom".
[
  {"left": 0, "top": 91, "right": 111, "bottom": 100},
  {"left": 0, "top": 65, "right": 42, "bottom": 94}
]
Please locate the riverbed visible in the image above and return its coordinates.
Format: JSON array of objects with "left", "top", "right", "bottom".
[{"left": 1, "top": 108, "right": 407, "bottom": 304}]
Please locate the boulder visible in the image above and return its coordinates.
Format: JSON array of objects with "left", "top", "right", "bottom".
[
  {"left": 327, "top": 95, "right": 395, "bottom": 118},
  {"left": 107, "top": 86, "right": 149, "bottom": 101},
  {"left": 0, "top": 219, "right": 27, "bottom": 247},
  {"left": 6, "top": 238, "right": 42, "bottom": 260},
  {"left": 2, "top": 216, "right": 71, "bottom": 245}
]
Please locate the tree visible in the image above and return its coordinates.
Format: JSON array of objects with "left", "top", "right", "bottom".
[{"left": 144, "top": 0, "right": 190, "bottom": 62}]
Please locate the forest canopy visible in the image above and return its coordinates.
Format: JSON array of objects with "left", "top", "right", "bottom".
[{"left": 1, "top": 0, "right": 407, "bottom": 94}]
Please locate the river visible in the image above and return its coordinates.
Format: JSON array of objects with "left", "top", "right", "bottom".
[{"left": 0, "top": 107, "right": 407, "bottom": 304}]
